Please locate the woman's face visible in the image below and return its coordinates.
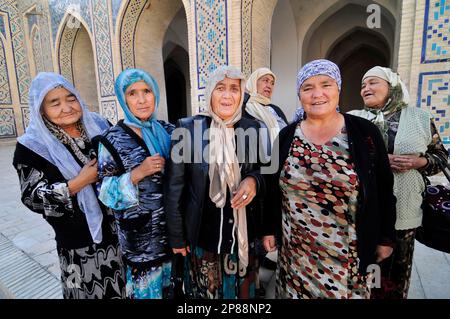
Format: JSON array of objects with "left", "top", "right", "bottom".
[
  {"left": 211, "top": 77, "right": 242, "bottom": 121},
  {"left": 256, "top": 74, "right": 275, "bottom": 99},
  {"left": 299, "top": 75, "right": 339, "bottom": 118},
  {"left": 41, "top": 87, "right": 82, "bottom": 129},
  {"left": 125, "top": 80, "right": 155, "bottom": 121},
  {"left": 360, "top": 76, "right": 390, "bottom": 109}
]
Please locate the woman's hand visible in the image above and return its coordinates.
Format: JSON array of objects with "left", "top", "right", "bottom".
[
  {"left": 68, "top": 159, "right": 98, "bottom": 195},
  {"left": 388, "top": 154, "right": 427, "bottom": 173},
  {"left": 230, "top": 176, "right": 257, "bottom": 210},
  {"left": 376, "top": 245, "right": 394, "bottom": 263},
  {"left": 131, "top": 154, "right": 165, "bottom": 185},
  {"left": 172, "top": 247, "right": 190, "bottom": 256},
  {"left": 263, "top": 235, "right": 277, "bottom": 252}
]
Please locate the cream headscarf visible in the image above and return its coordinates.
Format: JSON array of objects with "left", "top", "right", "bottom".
[
  {"left": 360, "top": 66, "right": 410, "bottom": 146},
  {"left": 245, "top": 68, "right": 279, "bottom": 145},
  {"left": 203, "top": 65, "right": 249, "bottom": 269}
]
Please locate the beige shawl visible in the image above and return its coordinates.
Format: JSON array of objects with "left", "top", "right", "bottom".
[{"left": 203, "top": 66, "right": 249, "bottom": 269}]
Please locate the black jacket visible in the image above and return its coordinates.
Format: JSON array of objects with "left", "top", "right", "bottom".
[
  {"left": 164, "top": 115, "right": 266, "bottom": 249},
  {"left": 263, "top": 113, "right": 396, "bottom": 274},
  {"left": 242, "top": 92, "right": 288, "bottom": 125}
]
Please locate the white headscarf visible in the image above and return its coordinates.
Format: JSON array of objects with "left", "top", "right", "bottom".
[
  {"left": 18, "top": 72, "right": 109, "bottom": 244},
  {"left": 245, "top": 68, "right": 279, "bottom": 145},
  {"left": 362, "top": 66, "right": 410, "bottom": 105},
  {"left": 203, "top": 65, "right": 249, "bottom": 269}
]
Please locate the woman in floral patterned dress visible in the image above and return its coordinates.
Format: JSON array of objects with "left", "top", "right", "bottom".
[{"left": 262, "top": 59, "right": 397, "bottom": 299}]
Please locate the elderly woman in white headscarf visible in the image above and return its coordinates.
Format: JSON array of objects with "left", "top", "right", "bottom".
[
  {"left": 13, "top": 72, "right": 126, "bottom": 299},
  {"left": 263, "top": 59, "right": 397, "bottom": 299},
  {"left": 242, "top": 68, "right": 288, "bottom": 297},
  {"left": 165, "top": 65, "right": 266, "bottom": 299},
  {"left": 243, "top": 68, "right": 288, "bottom": 146},
  {"left": 349, "top": 66, "right": 448, "bottom": 299}
]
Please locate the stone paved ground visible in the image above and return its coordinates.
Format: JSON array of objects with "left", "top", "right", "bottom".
[{"left": 0, "top": 143, "right": 449, "bottom": 299}]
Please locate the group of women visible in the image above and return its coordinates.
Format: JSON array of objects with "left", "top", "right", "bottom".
[{"left": 13, "top": 58, "right": 447, "bottom": 299}]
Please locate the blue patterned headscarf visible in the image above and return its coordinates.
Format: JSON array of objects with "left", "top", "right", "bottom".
[
  {"left": 292, "top": 59, "right": 341, "bottom": 122},
  {"left": 115, "top": 68, "right": 171, "bottom": 158}
]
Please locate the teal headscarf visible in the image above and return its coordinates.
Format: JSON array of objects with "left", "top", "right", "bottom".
[{"left": 115, "top": 68, "right": 171, "bottom": 158}]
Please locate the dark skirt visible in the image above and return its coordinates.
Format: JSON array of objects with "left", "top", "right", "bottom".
[
  {"left": 184, "top": 246, "right": 257, "bottom": 299},
  {"left": 58, "top": 240, "right": 126, "bottom": 299},
  {"left": 371, "top": 229, "right": 416, "bottom": 299}
]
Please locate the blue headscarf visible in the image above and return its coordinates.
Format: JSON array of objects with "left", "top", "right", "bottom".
[
  {"left": 114, "top": 69, "right": 171, "bottom": 158},
  {"left": 18, "top": 72, "right": 110, "bottom": 244},
  {"left": 292, "top": 59, "right": 342, "bottom": 122}
]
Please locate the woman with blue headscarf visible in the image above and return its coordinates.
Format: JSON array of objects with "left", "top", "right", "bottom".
[
  {"left": 96, "top": 68, "right": 174, "bottom": 299},
  {"left": 262, "top": 59, "right": 397, "bottom": 298},
  {"left": 13, "top": 72, "right": 126, "bottom": 299}
]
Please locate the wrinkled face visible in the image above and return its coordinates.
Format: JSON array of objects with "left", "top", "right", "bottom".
[
  {"left": 299, "top": 75, "right": 339, "bottom": 118},
  {"left": 211, "top": 77, "right": 242, "bottom": 121},
  {"left": 125, "top": 80, "right": 155, "bottom": 121},
  {"left": 41, "top": 87, "right": 82, "bottom": 129},
  {"left": 360, "top": 76, "right": 390, "bottom": 109},
  {"left": 256, "top": 74, "right": 275, "bottom": 99}
]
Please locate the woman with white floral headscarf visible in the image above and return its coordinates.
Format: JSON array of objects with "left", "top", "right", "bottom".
[
  {"left": 349, "top": 66, "right": 448, "bottom": 299},
  {"left": 13, "top": 72, "right": 126, "bottom": 299},
  {"left": 165, "top": 65, "right": 266, "bottom": 299},
  {"left": 263, "top": 59, "right": 397, "bottom": 299}
]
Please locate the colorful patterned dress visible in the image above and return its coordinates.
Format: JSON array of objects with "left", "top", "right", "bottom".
[{"left": 276, "top": 124, "right": 371, "bottom": 299}]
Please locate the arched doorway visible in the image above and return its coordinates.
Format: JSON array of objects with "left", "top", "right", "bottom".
[
  {"left": 57, "top": 15, "right": 99, "bottom": 113},
  {"left": 72, "top": 24, "right": 99, "bottom": 113},
  {"left": 327, "top": 29, "right": 390, "bottom": 112},
  {"left": 164, "top": 57, "right": 187, "bottom": 123},
  {"left": 118, "top": 0, "right": 190, "bottom": 120},
  {"left": 162, "top": 7, "right": 190, "bottom": 123}
]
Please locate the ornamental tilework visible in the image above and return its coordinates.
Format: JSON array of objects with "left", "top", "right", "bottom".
[
  {"left": 0, "top": 108, "right": 16, "bottom": 138},
  {"left": 58, "top": 23, "right": 78, "bottom": 83},
  {"left": 21, "top": 107, "right": 30, "bottom": 129},
  {"left": 0, "top": 14, "right": 5, "bottom": 38},
  {"left": 195, "top": 0, "right": 228, "bottom": 89},
  {"left": 0, "top": 37, "right": 12, "bottom": 105},
  {"left": 0, "top": 0, "right": 31, "bottom": 105},
  {"left": 49, "top": 0, "right": 92, "bottom": 43},
  {"left": 92, "top": 0, "right": 115, "bottom": 97},
  {"left": 119, "top": 0, "right": 147, "bottom": 69},
  {"left": 421, "top": 0, "right": 450, "bottom": 63},
  {"left": 241, "top": 0, "right": 252, "bottom": 78},
  {"left": 418, "top": 71, "right": 450, "bottom": 149},
  {"left": 101, "top": 100, "right": 118, "bottom": 123},
  {"left": 31, "top": 27, "right": 44, "bottom": 75}
]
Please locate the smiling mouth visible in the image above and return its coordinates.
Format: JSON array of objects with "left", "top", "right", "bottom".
[{"left": 312, "top": 101, "right": 327, "bottom": 105}]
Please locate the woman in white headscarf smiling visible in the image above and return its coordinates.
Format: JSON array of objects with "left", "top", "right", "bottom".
[
  {"left": 13, "top": 72, "right": 126, "bottom": 299},
  {"left": 165, "top": 65, "right": 266, "bottom": 299},
  {"left": 349, "top": 66, "right": 448, "bottom": 299}
]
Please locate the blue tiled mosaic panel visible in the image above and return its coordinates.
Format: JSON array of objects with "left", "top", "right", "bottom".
[
  {"left": 0, "top": 0, "right": 30, "bottom": 105},
  {"left": 92, "top": 0, "right": 115, "bottom": 97},
  {"left": 418, "top": 71, "right": 450, "bottom": 150},
  {"left": 422, "top": 0, "right": 450, "bottom": 63},
  {"left": 101, "top": 100, "right": 118, "bottom": 124},
  {"left": 0, "top": 14, "right": 5, "bottom": 38},
  {"left": 195, "top": 0, "right": 228, "bottom": 89},
  {"left": 0, "top": 108, "right": 16, "bottom": 138}
]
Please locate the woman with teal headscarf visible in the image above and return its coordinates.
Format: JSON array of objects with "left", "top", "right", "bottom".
[{"left": 96, "top": 68, "right": 174, "bottom": 299}]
